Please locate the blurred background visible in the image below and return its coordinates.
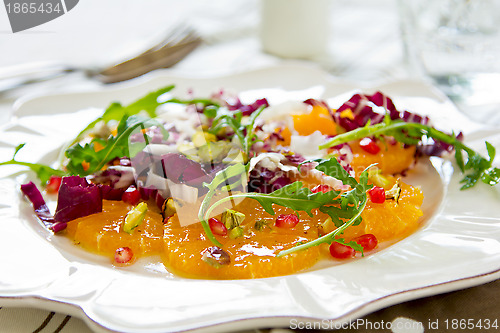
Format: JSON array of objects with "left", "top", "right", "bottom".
[
  {"left": 0, "top": 0, "right": 409, "bottom": 113},
  {"left": 0, "top": 0, "right": 402, "bottom": 78},
  {"left": 2, "top": 0, "right": 499, "bottom": 123}
]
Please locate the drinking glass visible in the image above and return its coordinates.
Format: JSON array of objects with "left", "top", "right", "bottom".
[{"left": 399, "top": 0, "right": 500, "bottom": 105}]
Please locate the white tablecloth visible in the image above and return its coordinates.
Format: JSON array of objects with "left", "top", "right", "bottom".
[{"left": 1, "top": 1, "right": 499, "bottom": 332}]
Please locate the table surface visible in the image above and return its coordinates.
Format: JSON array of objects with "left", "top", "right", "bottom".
[{"left": 0, "top": 1, "right": 499, "bottom": 332}]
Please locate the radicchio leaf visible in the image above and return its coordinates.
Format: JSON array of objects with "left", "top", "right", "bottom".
[
  {"left": 160, "top": 153, "right": 211, "bottom": 187},
  {"left": 248, "top": 166, "right": 292, "bottom": 194},
  {"left": 226, "top": 97, "right": 269, "bottom": 116},
  {"left": 54, "top": 176, "right": 102, "bottom": 222},
  {"left": 20, "top": 181, "right": 55, "bottom": 226}
]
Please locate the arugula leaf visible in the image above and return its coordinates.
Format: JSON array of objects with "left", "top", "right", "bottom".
[
  {"left": 208, "top": 105, "right": 267, "bottom": 160},
  {"left": 65, "top": 115, "right": 168, "bottom": 176},
  {"left": 198, "top": 163, "right": 248, "bottom": 247},
  {"left": 276, "top": 162, "right": 374, "bottom": 257},
  {"left": 335, "top": 238, "right": 365, "bottom": 255},
  {"left": 0, "top": 143, "right": 66, "bottom": 184},
  {"left": 200, "top": 180, "right": 341, "bottom": 247},
  {"left": 319, "top": 205, "right": 360, "bottom": 227},
  {"left": 70, "top": 85, "right": 175, "bottom": 146},
  {"left": 210, "top": 112, "right": 245, "bottom": 147},
  {"left": 312, "top": 158, "right": 373, "bottom": 207},
  {"left": 199, "top": 157, "right": 374, "bottom": 256},
  {"left": 299, "top": 158, "right": 373, "bottom": 227},
  {"left": 319, "top": 119, "right": 500, "bottom": 190},
  {"left": 248, "top": 181, "right": 340, "bottom": 216},
  {"left": 243, "top": 105, "right": 267, "bottom": 155}
]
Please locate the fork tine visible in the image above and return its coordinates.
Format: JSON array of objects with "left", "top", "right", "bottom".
[
  {"left": 97, "top": 29, "right": 202, "bottom": 84},
  {"left": 142, "top": 24, "right": 199, "bottom": 55}
]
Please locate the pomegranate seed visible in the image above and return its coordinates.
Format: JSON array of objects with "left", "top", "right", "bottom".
[
  {"left": 368, "top": 186, "right": 386, "bottom": 204},
  {"left": 359, "top": 137, "right": 380, "bottom": 154},
  {"left": 311, "top": 184, "right": 333, "bottom": 193},
  {"left": 329, "top": 241, "right": 356, "bottom": 259},
  {"left": 46, "top": 176, "right": 62, "bottom": 194},
  {"left": 275, "top": 214, "right": 299, "bottom": 228},
  {"left": 114, "top": 247, "right": 133, "bottom": 264},
  {"left": 208, "top": 217, "right": 228, "bottom": 236},
  {"left": 353, "top": 234, "right": 378, "bottom": 251},
  {"left": 122, "top": 186, "right": 141, "bottom": 205}
]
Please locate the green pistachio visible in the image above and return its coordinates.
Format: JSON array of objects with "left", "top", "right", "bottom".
[
  {"left": 254, "top": 219, "right": 270, "bottom": 231},
  {"left": 201, "top": 246, "right": 231, "bottom": 268},
  {"left": 320, "top": 217, "right": 335, "bottom": 235},
  {"left": 123, "top": 202, "right": 148, "bottom": 234},
  {"left": 385, "top": 179, "right": 401, "bottom": 203},
  {"left": 198, "top": 141, "right": 231, "bottom": 163},
  {"left": 221, "top": 209, "right": 245, "bottom": 229},
  {"left": 161, "top": 197, "right": 186, "bottom": 219},
  {"left": 368, "top": 168, "right": 391, "bottom": 188},
  {"left": 228, "top": 226, "right": 244, "bottom": 239},
  {"left": 192, "top": 131, "right": 217, "bottom": 148},
  {"left": 222, "top": 147, "right": 247, "bottom": 164},
  {"left": 162, "top": 198, "right": 176, "bottom": 219}
]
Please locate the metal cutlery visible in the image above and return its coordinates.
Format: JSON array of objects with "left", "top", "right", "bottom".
[{"left": 0, "top": 25, "right": 202, "bottom": 94}]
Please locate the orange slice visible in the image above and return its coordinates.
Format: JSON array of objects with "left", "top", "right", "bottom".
[
  {"left": 162, "top": 199, "right": 321, "bottom": 279},
  {"left": 65, "top": 200, "right": 164, "bottom": 258},
  {"left": 350, "top": 140, "right": 416, "bottom": 175},
  {"left": 340, "top": 182, "right": 424, "bottom": 242},
  {"left": 293, "top": 105, "right": 337, "bottom": 136}
]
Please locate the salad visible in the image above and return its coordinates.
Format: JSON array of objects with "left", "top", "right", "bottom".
[{"left": 2, "top": 85, "right": 498, "bottom": 279}]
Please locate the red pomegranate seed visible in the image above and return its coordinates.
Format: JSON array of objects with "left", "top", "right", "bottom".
[
  {"left": 359, "top": 137, "right": 380, "bottom": 154},
  {"left": 46, "top": 176, "right": 62, "bottom": 194},
  {"left": 368, "top": 186, "right": 386, "bottom": 204},
  {"left": 208, "top": 217, "right": 228, "bottom": 236},
  {"left": 353, "top": 234, "right": 378, "bottom": 251},
  {"left": 275, "top": 214, "right": 299, "bottom": 228},
  {"left": 311, "top": 184, "right": 333, "bottom": 193},
  {"left": 122, "top": 186, "right": 141, "bottom": 205},
  {"left": 114, "top": 247, "right": 133, "bottom": 264},
  {"left": 329, "top": 241, "right": 356, "bottom": 259}
]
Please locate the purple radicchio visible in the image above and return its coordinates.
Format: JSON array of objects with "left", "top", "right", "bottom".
[
  {"left": 214, "top": 90, "right": 269, "bottom": 116},
  {"left": 53, "top": 176, "right": 102, "bottom": 223},
  {"left": 330, "top": 92, "right": 400, "bottom": 132},
  {"left": 133, "top": 152, "right": 214, "bottom": 197},
  {"left": 20, "top": 182, "right": 56, "bottom": 227},
  {"left": 247, "top": 154, "right": 299, "bottom": 194},
  {"left": 331, "top": 92, "right": 461, "bottom": 157},
  {"left": 248, "top": 166, "right": 292, "bottom": 194},
  {"left": 160, "top": 153, "right": 212, "bottom": 187},
  {"left": 89, "top": 165, "right": 135, "bottom": 200}
]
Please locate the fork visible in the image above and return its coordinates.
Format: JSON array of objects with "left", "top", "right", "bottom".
[{"left": 0, "top": 25, "right": 202, "bottom": 94}]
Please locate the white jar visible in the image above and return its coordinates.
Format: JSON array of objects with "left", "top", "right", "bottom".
[{"left": 260, "top": 0, "right": 330, "bottom": 59}]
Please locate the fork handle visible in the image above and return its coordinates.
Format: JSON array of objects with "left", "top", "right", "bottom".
[{"left": 0, "top": 64, "right": 80, "bottom": 95}]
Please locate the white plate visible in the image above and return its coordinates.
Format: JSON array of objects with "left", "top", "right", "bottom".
[{"left": 1, "top": 64, "right": 499, "bottom": 333}]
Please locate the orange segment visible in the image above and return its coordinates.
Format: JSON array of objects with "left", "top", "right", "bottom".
[
  {"left": 276, "top": 126, "right": 292, "bottom": 146},
  {"left": 350, "top": 140, "right": 416, "bottom": 175},
  {"left": 65, "top": 200, "right": 164, "bottom": 257},
  {"left": 162, "top": 199, "right": 320, "bottom": 279},
  {"left": 340, "top": 182, "right": 424, "bottom": 242},
  {"left": 293, "top": 105, "right": 337, "bottom": 136}
]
